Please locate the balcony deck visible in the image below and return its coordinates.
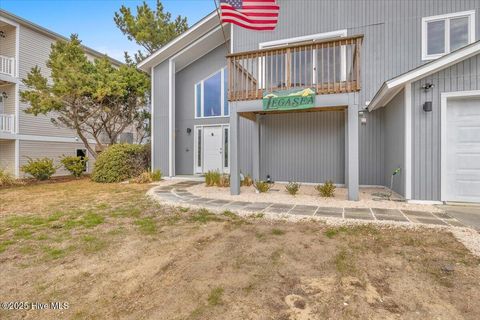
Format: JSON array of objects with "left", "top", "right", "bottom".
[{"left": 227, "top": 35, "right": 363, "bottom": 102}]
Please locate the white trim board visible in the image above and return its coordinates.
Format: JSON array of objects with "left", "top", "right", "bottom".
[
  {"left": 0, "top": 133, "right": 96, "bottom": 144},
  {"left": 440, "top": 90, "right": 480, "bottom": 202},
  {"left": 150, "top": 66, "right": 155, "bottom": 173},
  {"left": 368, "top": 40, "right": 480, "bottom": 111},
  {"left": 404, "top": 83, "right": 412, "bottom": 200}
]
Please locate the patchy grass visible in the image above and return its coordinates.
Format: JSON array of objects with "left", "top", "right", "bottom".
[
  {"left": 271, "top": 228, "right": 285, "bottom": 236},
  {"left": 207, "top": 287, "right": 224, "bottom": 306},
  {"left": 1, "top": 180, "right": 480, "bottom": 320},
  {"left": 134, "top": 217, "right": 157, "bottom": 235}
]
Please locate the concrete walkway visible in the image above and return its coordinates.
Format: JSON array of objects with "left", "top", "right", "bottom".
[
  {"left": 443, "top": 205, "right": 480, "bottom": 231},
  {"left": 149, "top": 181, "right": 476, "bottom": 229}
]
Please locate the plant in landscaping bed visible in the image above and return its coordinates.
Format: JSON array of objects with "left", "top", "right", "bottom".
[
  {"left": 151, "top": 169, "right": 162, "bottom": 181},
  {"left": 21, "top": 157, "right": 57, "bottom": 181},
  {"left": 91, "top": 144, "right": 149, "bottom": 183},
  {"left": 254, "top": 180, "right": 271, "bottom": 193},
  {"left": 205, "top": 170, "right": 221, "bottom": 187},
  {"left": 285, "top": 181, "right": 300, "bottom": 195},
  {"left": 0, "top": 168, "right": 18, "bottom": 187},
  {"left": 218, "top": 174, "right": 230, "bottom": 187},
  {"left": 130, "top": 170, "right": 162, "bottom": 184},
  {"left": 60, "top": 155, "right": 88, "bottom": 178},
  {"left": 315, "top": 180, "right": 336, "bottom": 197},
  {"left": 241, "top": 173, "right": 253, "bottom": 187}
]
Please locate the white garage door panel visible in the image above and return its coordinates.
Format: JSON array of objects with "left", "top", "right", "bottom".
[{"left": 446, "top": 98, "right": 480, "bottom": 202}]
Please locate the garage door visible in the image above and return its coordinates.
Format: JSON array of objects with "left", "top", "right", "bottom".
[{"left": 446, "top": 97, "right": 480, "bottom": 202}]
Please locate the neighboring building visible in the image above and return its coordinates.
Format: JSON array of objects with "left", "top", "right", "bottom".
[
  {"left": 0, "top": 9, "right": 123, "bottom": 177},
  {"left": 139, "top": 0, "right": 480, "bottom": 204}
]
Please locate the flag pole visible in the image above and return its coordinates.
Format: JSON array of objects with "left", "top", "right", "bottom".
[{"left": 213, "top": 0, "right": 230, "bottom": 54}]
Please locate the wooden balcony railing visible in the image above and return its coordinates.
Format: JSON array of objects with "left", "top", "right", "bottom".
[
  {"left": 227, "top": 35, "right": 363, "bottom": 101},
  {"left": 0, "top": 55, "right": 15, "bottom": 77},
  {"left": 0, "top": 114, "right": 15, "bottom": 133}
]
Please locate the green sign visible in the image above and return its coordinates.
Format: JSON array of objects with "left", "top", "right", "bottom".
[{"left": 262, "top": 87, "right": 316, "bottom": 111}]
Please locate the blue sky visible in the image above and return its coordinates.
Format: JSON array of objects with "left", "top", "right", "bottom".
[{"left": 1, "top": 0, "right": 217, "bottom": 61}]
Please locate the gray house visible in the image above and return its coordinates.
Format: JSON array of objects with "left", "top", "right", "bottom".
[{"left": 139, "top": 0, "right": 480, "bottom": 204}]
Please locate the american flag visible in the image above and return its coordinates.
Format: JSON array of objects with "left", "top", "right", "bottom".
[{"left": 219, "top": 0, "right": 280, "bottom": 31}]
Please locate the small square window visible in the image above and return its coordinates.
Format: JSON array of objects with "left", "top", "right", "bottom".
[{"left": 422, "top": 11, "right": 475, "bottom": 60}]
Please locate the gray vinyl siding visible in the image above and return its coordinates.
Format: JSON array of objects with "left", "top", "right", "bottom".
[
  {"left": 0, "top": 140, "right": 15, "bottom": 175},
  {"left": 17, "top": 25, "right": 79, "bottom": 137},
  {"left": 152, "top": 61, "right": 170, "bottom": 175},
  {"left": 2, "top": 84, "right": 16, "bottom": 114},
  {"left": 175, "top": 44, "right": 230, "bottom": 175},
  {"left": 259, "top": 111, "right": 345, "bottom": 184},
  {"left": 411, "top": 53, "right": 480, "bottom": 201},
  {"left": 0, "top": 24, "right": 16, "bottom": 59},
  {"left": 232, "top": 0, "right": 480, "bottom": 186},
  {"left": 384, "top": 89, "right": 405, "bottom": 196},
  {"left": 19, "top": 140, "right": 95, "bottom": 177}
]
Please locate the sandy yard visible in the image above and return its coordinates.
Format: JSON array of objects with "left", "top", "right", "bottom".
[
  {"left": 184, "top": 182, "right": 443, "bottom": 212},
  {"left": 0, "top": 179, "right": 479, "bottom": 319}
]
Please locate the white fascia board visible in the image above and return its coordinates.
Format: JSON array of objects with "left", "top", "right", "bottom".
[
  {"left": 137, "top": 11, "right": 219, "bottom": 72},
  {"left": 369, "top": 41, "right": 480, "bottom": 111}
]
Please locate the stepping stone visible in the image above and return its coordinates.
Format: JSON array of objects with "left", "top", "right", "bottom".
[
  {"left": 201, "top": 199, "right": 231, "bottom": 208},
  {"left": 375, "top": 214, "right": 408, "bottom": 222},
  {"left": 432, "top": 212, "right": 453, "bottom": 219},
  {"left": 402, "top": 210, "right": 435, "bottom": 218},
  {"left": 371, "top": 208, "right": 403, "bottom": 216},
  {"left": 344, "top": 208, "right": 374, "bottom": 220},
  {"left": 192, "top": 198, "right": 215, "bottom": 204},
  {"left": 225, "top": 201, "right": 252, "bottom": 210},
  {"left": 265, "top": 204, "right": 295, "bottom": 213},
  {"left": 411, "top": 217, "right": 448, "bottom": 226},
  {"left": 244, "top": 202, "right": 272, "bottom": 211},
  {"left": 289, "top": 205, "right": 318, "bottom": 216},
  {"left": 315, "top": 207, "right": 343, "bottom": 217}
]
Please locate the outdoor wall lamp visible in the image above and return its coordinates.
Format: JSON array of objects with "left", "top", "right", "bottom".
[
  {"left": 186, "top": 128, "right": 191, "bottom": 135},
  {"left": 423, "top": 101, "right": 433, "bottom": 112},
  {"left": 421, "top": 83, "right": 434, "bottom": 91},
  {"left": 1, "top": 92, "right": 7, "bottom": 99},
  {"left": 0, "top": 31, "right": 5, "bottom": 38}
]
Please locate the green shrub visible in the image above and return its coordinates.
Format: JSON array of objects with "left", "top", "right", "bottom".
[
  {"left": 151, "top": 169, "right": 162, "bottom": 181},
  {"left": 285, "top": 181, "right": 300, "bottom": 195},
  {"left": 205, "top": 170, "right": 221, "bottom": 187},
  {"left": 218, "top": 174, "right": 230, "bottom": 187},
  {"left": 0, "top": 168, "right": 17, "bottom": 187},
  {"left": 241, "top": 173, "right": 253, "bottom": 187},
  {"left": 254, "top": 180, "right": 271, "bottom": 193},
  {"left": 21, "top": 157, "right": 56, "bottom": 180},
  {"left": 60, "top": 155, "right": 88, "bottom": 178},
  {"left": 315, "top": 180, "right": 336, "bottom": 197},
  {"left": 91, "top": 144, "right": 149, "bottom": 183}
]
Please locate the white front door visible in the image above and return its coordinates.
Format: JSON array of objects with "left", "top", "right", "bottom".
[
  {"left": 203, "top": 126, "right": 223, "bottom": 173},
  {"left": 446, "top": 97, "right": 480, "bottom": 202}
]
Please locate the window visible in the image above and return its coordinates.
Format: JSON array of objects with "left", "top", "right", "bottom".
[
  {"left": 422, "top": 11, "right": 475, "bottom": 60},
  {"left": 195, "top": 67, "right": 229, "bottom": 118},
  {"left": 195, "top": 127, "right": 203, "bottom": 173},
  {"left": 223, "top": 127, "right": 229, "bottom": 168},
  {"left": 259, "top": 30, "right": 347, "bottom": 89},
  {"left": 76, "top": 149, "right": 88, "bottom": 172}
]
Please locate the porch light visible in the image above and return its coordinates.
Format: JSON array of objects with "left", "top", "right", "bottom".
[
  {"left": 423, "top": 101, "right": 433, "bottom": 112},
  {"left": 186, "top": 128, "right": 192, "bottom": 135},
  {"left": 1, "top": 92, "right": 7, "bottom": 99}
]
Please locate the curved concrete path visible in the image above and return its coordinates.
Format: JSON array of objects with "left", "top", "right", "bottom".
[{"left": 148, "top": 181, "right": 472, "bottom": 229}]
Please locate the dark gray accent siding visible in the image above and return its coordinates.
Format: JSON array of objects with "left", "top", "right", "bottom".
[
  {"left": 384, "top": 89, "right": 405, "bottom": 196},
  {"left": 411, "top": 54, "right": 480, "bottom": 200},
  {"left": 232, "top": 0, "right": 480, "bottom": 186},
  {"left": 174, "top": 44, "right": 230, "bottom": 175},
  {"left": 259, "top": 111, "right": 345, "bottom": 184},
  {"left": 152, "top": 62, "right": 170, "bottom": 175}
]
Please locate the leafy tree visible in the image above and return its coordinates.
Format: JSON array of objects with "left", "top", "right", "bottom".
[
  {"left": 114, "top": 0, "right": 188, "bottom": 62},
  {"left": 20, "top": 35, "right": 150, "bottom": 158}
]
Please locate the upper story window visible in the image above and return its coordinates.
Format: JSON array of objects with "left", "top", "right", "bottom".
[
  {"left": 422, "top": 10, "right": 476, "bottom": 60},
  {"left": 195, "top": 67, "right": 229, "bottom": 118}
]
